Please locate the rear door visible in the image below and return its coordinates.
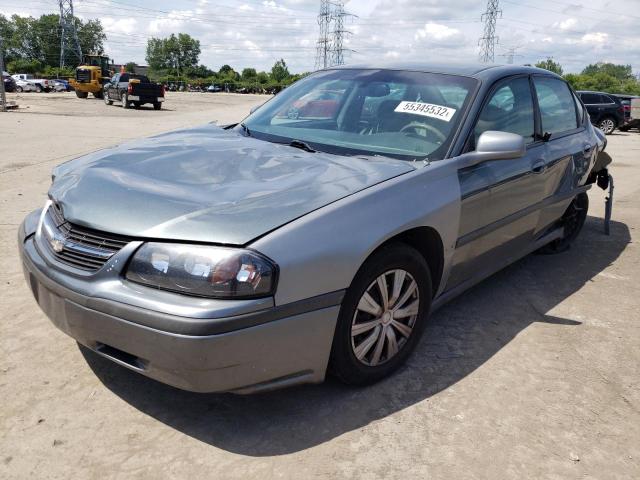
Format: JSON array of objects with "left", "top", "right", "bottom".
[
  {"left": 446, "top": 75, "right": 547, "bottom": 289},
  {"left": 532, "top": 76, "right": 586, "bottom": 235}
]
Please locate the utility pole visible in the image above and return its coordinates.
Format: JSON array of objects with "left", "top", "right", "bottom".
[
  {"left": 478, "top": 0, "right": 501, "bottom": 63},
  {"left": 330, "top": 1, "right": 354, "bottom": 67},
  {"left": 0, "top": 36, "right": 7, "bottom": 112},
  {"left": 499, "top": 46, "right": 523, "bottom": 64},
  {"left": 315, "top": 0, "right": 332, "bottom": 70},
  {"left": 59, "top": 0, "right": 82, "bottom": 69}
]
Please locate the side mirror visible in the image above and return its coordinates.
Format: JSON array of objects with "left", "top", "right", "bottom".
[{"left": 458, "top": 131, "right": 526, "bottom": 168}]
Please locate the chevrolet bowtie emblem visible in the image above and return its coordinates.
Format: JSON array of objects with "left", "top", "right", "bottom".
[{"left": 49, "top": 233, "right": 66, "bottom": 253}]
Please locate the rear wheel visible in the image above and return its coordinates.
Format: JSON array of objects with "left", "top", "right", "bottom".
[
  {"left": 93, "top": 90, "right": 103, "bottom": 99},
  {"left": 330, "top": 244, "right": 432, "bottom": 385},
  {"left": 75, "top": 91, "right": 88, "bottom": 99},
  {"left": 16, "top": 86, "right": 23, "bottom": 93},
  {"left": 539, "top": 192, "right": 589, "bottom": 254},
  {"left": 104, "top": 94, "right": 112, "bottom": 105},
  {"left": 121, "top": 94, "right": 129, "bottom": 109},
  {"left": 153, "top": 102, "right": 162, "bottom": 110},
  {"left": 598, "top": 116, "right": 616, "bottom": 135},
  {"left": 35, "top": 84, "right": 42, "bottom": 93}
]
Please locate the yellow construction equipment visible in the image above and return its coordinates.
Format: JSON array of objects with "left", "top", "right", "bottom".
[{"left": 69, "top": 54, "right": 112, "bottom": 99}]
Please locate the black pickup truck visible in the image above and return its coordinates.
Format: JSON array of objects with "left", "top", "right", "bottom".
[{"left": 103, "top": 73, "right": 165, "bottom": 110}]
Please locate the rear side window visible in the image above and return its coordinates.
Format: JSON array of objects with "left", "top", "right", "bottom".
[
  {"left": 533, "top": 77, "right": 578, "bottom": 135},
  {"left": 474, "top": 77, "right": 535, "bottom": 145},
  {"left": 601, "top": 95, "right": 615, "bottom": 104},
  {"left": 580, "top": 93, "right": 600, "bottom": 104}
]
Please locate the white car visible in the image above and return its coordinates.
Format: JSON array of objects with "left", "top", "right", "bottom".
[
  {"left": 14, "top": 79, "right": 38, "bottom": 93},
  {"left": 11, "top": 74, "right": 51, "bottom": 92}
]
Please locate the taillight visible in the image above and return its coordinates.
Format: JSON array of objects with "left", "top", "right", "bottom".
[
  {"left": 160, "top": 84, "right": 165, "bottom": 96},
  {"left": 127, "top": 83, "right": 133, "bottom": 94},
  {"left": 618, "top": 106, "right": 624, "bottom": 113}
]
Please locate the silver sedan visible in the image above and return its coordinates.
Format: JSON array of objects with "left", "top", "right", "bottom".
[{"left": 19, "top": 63, "right": 610, "bottom": 393}]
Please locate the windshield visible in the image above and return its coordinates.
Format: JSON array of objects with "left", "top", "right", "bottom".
[{"left": 239, "top": 69, "right": 478, "bottom": 160}]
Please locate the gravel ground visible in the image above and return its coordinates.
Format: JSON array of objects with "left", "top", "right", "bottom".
[{"left": 1, "top": 92, "right": 639, "bottom": 479}]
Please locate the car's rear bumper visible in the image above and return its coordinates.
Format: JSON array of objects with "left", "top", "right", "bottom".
[
  {"left": 128, "top": 95, "right": 164, "bottom": 103},
  {"left": 19, "top": 214, "right": 341, "bottom": 393}
]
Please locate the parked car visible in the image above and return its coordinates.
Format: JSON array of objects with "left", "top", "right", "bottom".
[
  {"left": 14, "top": 79, "right": 37, "bottom": 93},
  {"left": 206, "top": 84, "right": 222, "bottom": 92},
  {"left": 611, "top": 93, "right": 640, "bottom": 132},
  {"left": 51, "top": 79, "right": 72, "bottom": 92},
  {"left": 11, "top": 74, "right": 51, "bottom": 93},
  {"left": 2, "top": 71, "right": 16, "bottom": 92},
  {"left": 20, "top": 63, "right": 610, "bottom": 393},
  {"left": 103, "top": 73, "right": 165, "bottom": 109},
  {"left": 576, "top": 90, "right": 625, "bottom": 134}
]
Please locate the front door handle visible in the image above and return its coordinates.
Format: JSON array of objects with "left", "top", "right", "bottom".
[
  {"left": 531, "top": 160, "right": 546, "bottom": 174},
  {"left": 583, "top": 144, "right": 593, "bottom": 155}
]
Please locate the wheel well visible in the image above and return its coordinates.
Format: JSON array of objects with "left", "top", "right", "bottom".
[{"left": 376, "top": 227, "right": 444, "bottom": 298}]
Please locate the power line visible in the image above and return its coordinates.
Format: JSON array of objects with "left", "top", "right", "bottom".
[
  {"left": 315, "top": 0, "right": 331, "bottom": 70},
  {"left": 478, "top": 0, "right": 501, "bottom": 63},
  {"left": 499, "top": 45, "right": 523, "bottom": 64},
  {"left": 58, "top": 0, "right": 82, "bottom": 68}
]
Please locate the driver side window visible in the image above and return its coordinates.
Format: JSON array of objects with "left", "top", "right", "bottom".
[{"left": 473, "top": 77, "right": 535, "bottom": 149}]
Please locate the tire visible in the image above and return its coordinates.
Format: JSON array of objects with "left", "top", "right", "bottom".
[
  {"left": 153, "top": 102, "right": 162, "bottom": 110},
  {"left": 75, "top": 91, "right": 88, "bottom": 99},
  {"left": 104, "top": 94, "right": 112, "bottom": 105},
  {"left": 16, "top": 86, "right": 23, "bottom": 93},
  {"left": 330, "top": 243, "right": 432, "bottom": 385},
  {"left": 35, "top": 84, "right": 42, "bottom": 93},
  {"left": 121, "top": 94, "right": 129, "bottom": 109},
  {"left": 93, "top": 90, "right": 103, "bottom": 99},
  {"left": 538, "top": 192, "right": 589, "bottom": 254},
  {"left": 619, "top": 125, "right": 630, "bottom": 132},
  {"left": 598, "top": 116, "right": 616, "bottom": 135}
]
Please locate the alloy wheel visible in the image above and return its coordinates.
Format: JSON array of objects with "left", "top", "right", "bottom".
[
  {"left": 599, "top": 118, "right": 615, "bottom": 134},
  {"left": 351, "top": 269, "right": 420, "bottom": 366}
]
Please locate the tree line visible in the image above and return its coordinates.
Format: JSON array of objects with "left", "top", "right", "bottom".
[{"left": 535, "top": 58, "right": 640, "bottom": 95}]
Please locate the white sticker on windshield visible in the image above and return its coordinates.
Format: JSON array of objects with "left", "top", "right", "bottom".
[{"left": 394, "top": 101, "right": 457, "bottom": 122}]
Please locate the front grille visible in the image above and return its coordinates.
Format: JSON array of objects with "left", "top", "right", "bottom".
[
  {"left": 46, "top": 203, "right": 132, "bottom": 271},
  {"left": 76, "top": 69, "right": 91, "bottom": 83}
]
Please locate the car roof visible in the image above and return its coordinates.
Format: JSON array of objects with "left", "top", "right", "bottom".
[
  {"left": 327, "top": 62, "right": 560, "bottom": 81},
  {"left": 577, "top": 90, "right": 614, "bottom": 95}
]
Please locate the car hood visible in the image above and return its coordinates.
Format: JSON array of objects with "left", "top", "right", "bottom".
[{"left": 49, "top": 124, "right": 415, "bottom": 245}]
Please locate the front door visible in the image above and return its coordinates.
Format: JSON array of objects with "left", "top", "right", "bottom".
[{"left": 446, "top": 75, "right": 548, "bottom": 290}]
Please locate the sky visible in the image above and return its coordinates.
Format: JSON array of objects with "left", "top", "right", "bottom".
[{"left": 2, "top": 0, "right": 640, "bottom": 75}]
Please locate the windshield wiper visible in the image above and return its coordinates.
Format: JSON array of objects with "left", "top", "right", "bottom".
[
  {"left": 239, "top": 122, "right": 251, "bottom": 137},
  {"left": 288, "top": 139, "right": 316, "bottom": 153}
]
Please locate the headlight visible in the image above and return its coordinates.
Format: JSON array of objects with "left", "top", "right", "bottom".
[{"left": 126, "top": 243, "right": 277, "bottom": 299}]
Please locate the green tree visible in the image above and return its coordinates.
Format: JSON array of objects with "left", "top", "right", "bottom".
[
  {"left": 125, "top": 62, "right": 137, "bottom": 73},
  {"left": 581, "top": 62, "right": 633, "bottom": 81},
  {"left": 145, "top": 33, "right": 200, "bottom": 75},
  {"left": 241, "top": 67, "right": 257, "bottom": 81},
  {"left": 1, "top": 14, "right": 104, "bottom": 69},
  {"left": 535, "top": 58, "right": 563, "bottom": 75},
  {"left": 256, "top": 71, "right": 269, "bottom": 84},
  {"left": 270, "top": 58, "right": 289, "bottom": 83}
]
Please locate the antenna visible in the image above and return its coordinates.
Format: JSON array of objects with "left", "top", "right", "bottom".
[
  {"left": 478, "top": 0, "right": 501, "bottom": 63},
  {"left": 59, "top": 0, "right": 82, "bottom": 68}
]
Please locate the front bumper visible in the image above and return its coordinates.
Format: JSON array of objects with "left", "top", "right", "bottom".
[{"left": 19, "top": 212, "right": 341, "bottom": 393}]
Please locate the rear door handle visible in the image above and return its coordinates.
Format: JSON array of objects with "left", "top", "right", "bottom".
[{"left": 531, "top": 160, "right": 546, "bottom": 174}]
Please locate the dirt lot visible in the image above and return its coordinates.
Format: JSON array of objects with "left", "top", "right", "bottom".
[{"left": 1, "top": 92, "right": 639, "bottom": 479}]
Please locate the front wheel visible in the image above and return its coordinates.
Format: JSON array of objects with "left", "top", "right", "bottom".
[
  {"left": 598, "top": 117, "right": 616, "bottom": 135},
  {"left": 16, "top": 86, "right": 23, "bottom": 93},
  {"left": 121, "top": 94, "right": 129, "bottom": 109},
  {"left": 104, "top": 94, "right": 112, "bottom": 105},
  {"left": 330, "top": 243, "right": 432, "bottom": 385},
  {"left": 75, "top": 91, "right": 88, "bottom": 99}
]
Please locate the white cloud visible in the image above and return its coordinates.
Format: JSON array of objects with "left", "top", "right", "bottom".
[
  {"left": 414, "top": 23, "right": 460, "bottom": 41},
  {"left": 581, "top": 32, "right": 608, "bottom": 44},
  {"left": 554, "top": 18, "right": 577, "bottom": 31}
]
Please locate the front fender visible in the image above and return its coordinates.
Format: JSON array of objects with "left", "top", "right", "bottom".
[{"left": 251, "top": 160, "right": 462, "bottom": 306}]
